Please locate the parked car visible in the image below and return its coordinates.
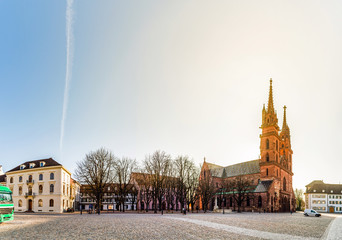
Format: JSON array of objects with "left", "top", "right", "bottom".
[{"left": 304, "top": 209, "right": 321, "bottom": 217}]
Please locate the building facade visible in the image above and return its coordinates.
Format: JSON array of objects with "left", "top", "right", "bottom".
[
  {"left": 305, "top": 180, "right": 342, "bottom": 213},
  {"left": 6, "top": 158, "right": 75, "bottom": 213},
  {"left": 200, "top": 79, "right": 295, "bottom": 212},
  {"left": 80, "top": 184, "right": 137, "bottom": 211}
]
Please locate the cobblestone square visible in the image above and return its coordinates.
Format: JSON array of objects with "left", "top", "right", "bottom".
[{"left": 0, "top": 212, "right": 337, "bottom": 239}]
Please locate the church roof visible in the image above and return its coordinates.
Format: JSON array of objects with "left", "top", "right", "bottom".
[
  {"left": 208, "top": 159, "right": 260, "bottom": 178},
  {"left": 254, "top": 180, "right": 273, "bottom": 193}
]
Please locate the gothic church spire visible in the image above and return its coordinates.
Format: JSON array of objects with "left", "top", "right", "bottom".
[{"left": 267, "top": 78, "right": 275, "bottom": 113}]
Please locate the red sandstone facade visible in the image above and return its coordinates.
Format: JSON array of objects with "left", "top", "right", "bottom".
[{"left": 200, "top": 79, "right": 295, "bottom": 212}]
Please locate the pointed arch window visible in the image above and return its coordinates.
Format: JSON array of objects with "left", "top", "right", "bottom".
[
  {"left": 276, "top": 154, "right": 278, "bottom": 163},
  {"left": 276, "top": 141, "right": 278, "bottom": 151},
  {"left": 266, "top": 153, "right": 269, "bottom": 162},
  {"left": 266, "top": 139, "right": 270, "bottom": 149},
  {"left": 258, "top": 196, "right": 262, "bottom": 208},
  {"left": 283, "top": 177, "right": 287, "bottom": 191},
  {"left": 266, "top": 168, "right": 269, "bottom": 176}
]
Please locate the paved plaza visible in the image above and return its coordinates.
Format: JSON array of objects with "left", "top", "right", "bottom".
[{"left": 0, "top": 212, "right": 339, "bottom": 239}]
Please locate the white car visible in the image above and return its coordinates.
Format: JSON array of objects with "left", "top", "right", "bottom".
[{"left": 304, "top": 209, "right": 321, "bottom": 217}]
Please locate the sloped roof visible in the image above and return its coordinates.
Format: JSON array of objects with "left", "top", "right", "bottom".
[
  {"left": 208, "top": 159, "right": 260, "bottom": 178},
  {"left": 7, "top": 158, "right": 62, "bottom": 173},
  {"left": 254, "top": 180, "right": 273, "bottom": 193},
  {"left": 306, "top": 181, "right": 342, "bottom": 194}
]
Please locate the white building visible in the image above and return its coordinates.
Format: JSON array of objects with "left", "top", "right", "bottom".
[
  {"left": 6, "top": 158, "right": 75, "bottom": 213},
  {"left": 305, "top": 180, "right": 342, "bottom": 213}
]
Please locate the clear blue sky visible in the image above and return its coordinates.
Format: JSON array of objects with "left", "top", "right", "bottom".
[{"left": 1, "top": 1, "right": 342, "bottom": 190}]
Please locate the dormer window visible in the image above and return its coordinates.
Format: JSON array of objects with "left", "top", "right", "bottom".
[
  {"left": 20, "top": 165, "right": 25, "bottom": 170},
  {"left": 313, "top": 190, "right": 316, "bottom": 192},
  {"left": 331, "top": 190, "right": 334, "bottom": 193},
  {"left": 40, "top": 162, "right": 45, "bottom": 167},
  {"left": 29, "top": 163, "right": 35, "bottom": 169},
  {"left": 322, "top": 190, "right": 325, "bottom": 192}
]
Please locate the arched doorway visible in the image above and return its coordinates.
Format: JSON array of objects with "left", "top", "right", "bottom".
[{"left": 28, "top": 199, "right": 33, "bottom": 211}]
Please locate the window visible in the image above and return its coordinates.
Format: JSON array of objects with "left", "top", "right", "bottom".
[
  {"left": 266, "top": 139, "right": 269, "bottom": 149},
  {"left": 39, "top": 185, "right": 43, "bottom": 194},
  {"left": 38, "top": 199, "right": 43, "bottom": 207},
  {"left": 19, "top": 176, "right": 23, "bottom": 182},
  {"left": 266, "top": 168, "right": 268, "bottom": 176},
  {"left": 39, "top": 174, "right": 43, "bottom": 181},
  {"left": 40, "top": 162, "right": 45, "bottom": 167},
  {"left": 266, "top": 153, "right": 269, "bottom": 162},
  {"left": 28, "top": 175, "right": 33, "bottom": 182},
  {"left": 283, "top": 177, "right": 286, "bottom": 191},
  {"left": 63, "top": 185, "right": 65, "bottom": 195},
  {"left": 20, "top": 165, "right": 25, "bottom": 170},
  {"left": 276, "top": 141, "right": 278, "bottom": 151},
  {"left": 322, "top": 190, "right": 325, "bottom": 193},
  {"left": 50, "top": 184, "right": 54, "bottom": 193},
  {"left": 10, "top": 177, "right": 13, "bottom": 183},
  {"left": 50, "top": 173, "right": 54, "bottom": 180},
  {"left": 18, "top": 200, "right": 22, "bottom": 207},
  {"left": 19, "top": 186, "right": 22, "bottom": 195},
  {"left": 28, "top": 186, "right": 32, "bottom": 195},
  {"left": 49, "top": 199, "right": 54, "bottom": 207},
  {"left": 276, "top": 155, "right": 278, "bottom": 163},
  {"left": 277, "top": 169, "right": 279, "bottom": 177}
]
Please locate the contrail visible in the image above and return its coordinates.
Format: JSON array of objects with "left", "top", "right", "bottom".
[{"left": 60, "top": 0, "right": 74, "bottom": 159}]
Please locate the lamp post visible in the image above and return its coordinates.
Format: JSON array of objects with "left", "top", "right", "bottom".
[{"left": 221, "top": 188, "right": 225, "bottom": 214}]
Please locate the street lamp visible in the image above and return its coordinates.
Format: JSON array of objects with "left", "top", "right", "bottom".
[{"left": 221, "top": 188, "right": 225, "bottom": 214}]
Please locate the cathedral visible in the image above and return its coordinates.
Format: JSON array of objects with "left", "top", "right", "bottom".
[{"left": 200, "top": 79, "right": 295, "bottom": 212}]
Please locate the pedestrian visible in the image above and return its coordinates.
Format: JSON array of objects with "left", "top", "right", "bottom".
[{"left": 182, "top": 208, "right": 185, "bottom": 215}]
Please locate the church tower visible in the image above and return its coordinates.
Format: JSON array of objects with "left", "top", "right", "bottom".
[
  {"left": 259, "top": 79, "right": 294, "bottom": 212},
  {"left": 259, "top": 79, "right": 281, "bottom": 179}
]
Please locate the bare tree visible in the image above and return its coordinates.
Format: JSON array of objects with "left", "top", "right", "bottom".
[
  {"left": 174, "top": 156, "right": 190, "bottom": 211},
  {"left": 226, "top": 176, "right": 252, "bottom": 213},
  {"left": 164, "top": 163, "right": 176, "bottom": 211},
  {"left": 143, "top": 150, "right": 171, "bottom": 213},
  {"left": 185, "top": 163, "right": 200, "bottom": 212},
  {"left": 198, "top": 169, "right": 215, "bottom": 213},
  {"left": 113, "top": 157, "right": 137, "bottom": 212},
  {"left": 129, "top": 185, "right": 138, "bottom": 211},
  {"left": 75, "top": 148, "right": 116, "bottom": 215}
]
